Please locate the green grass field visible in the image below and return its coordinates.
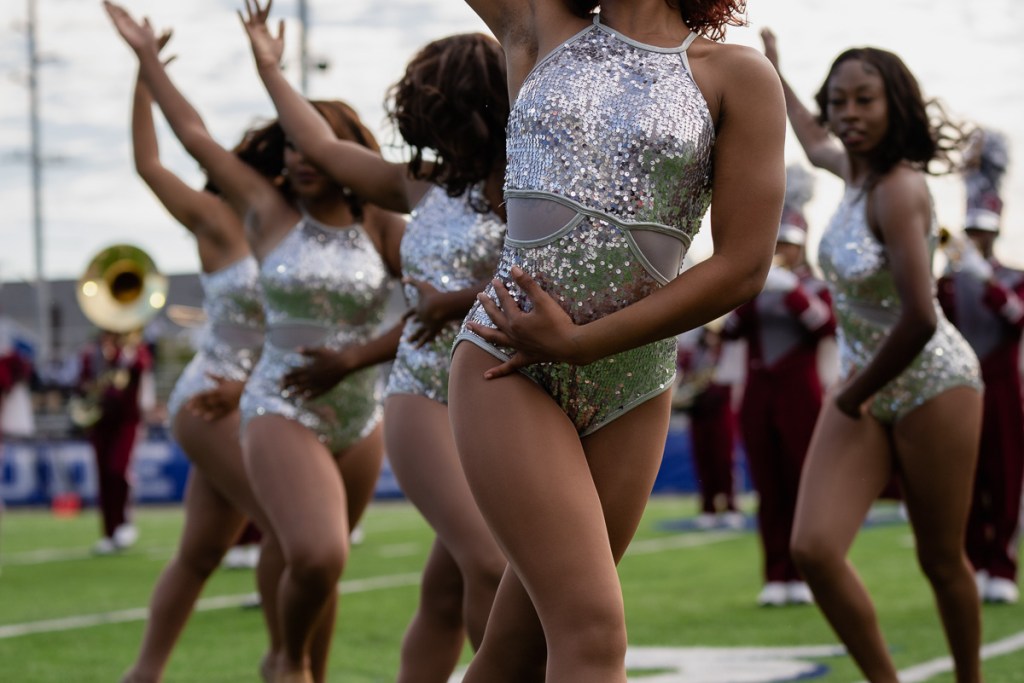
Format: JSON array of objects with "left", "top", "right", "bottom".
[{"left": 1, "top": 496, "right": 1022, "bottom": 682}]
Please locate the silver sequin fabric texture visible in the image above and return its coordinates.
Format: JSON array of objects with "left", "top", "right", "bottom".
[
  {"left": 240, "top": 216, "right": 394, "bottom": 451},
  {"left": 384, "top": 185, "right": 505, "bottom": 404},
  {"left": 167, "top": 255, "right": 265, "bottom": 421},
  {"left": 818, "top": 187, "right": 981, "bottom": 423},
  {"left": 456, "top": 18, "right": 714, "bottom": 435}
]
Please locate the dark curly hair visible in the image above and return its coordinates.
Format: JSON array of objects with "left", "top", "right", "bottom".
[
  {"left": 386, "top": 33, "right": 509, "bottom": 209},
  {"left": 814, "top": 48, "right": 966, "bottom": 185},
  {"left": 207, "top": 100, "right": 380, "bottom": 218},
  {"left": 565, "top": 0, "right": 746, "bottom": 41}
]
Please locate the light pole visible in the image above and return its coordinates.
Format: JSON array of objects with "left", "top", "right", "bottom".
[
  {"left": 298, "top": 0, "right": 309, "bottom": 95},
  {"left": 27, "top": 0, "right": 51, "bottom": 362}
]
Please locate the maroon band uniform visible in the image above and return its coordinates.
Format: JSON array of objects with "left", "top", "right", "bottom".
[
  {"left": 939, "top": 261, "right": 1024, "bottom": 585},
  {"left": 78, "top": 338, "right": 152, "bottom": 542},
  {"left": 725, "top": 265, "right": 836, "bottom": 585}
]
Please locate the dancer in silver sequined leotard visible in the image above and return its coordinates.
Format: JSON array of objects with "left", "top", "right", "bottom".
[
  {"left": 449, "top": 1, "right": 786, "bottom": 679},
  {"left": 819, "top": 188, "right": 981, "bottom": 423},
  {"left": 167, "top": 256, "right": 264, "bottom": 420},
  {"left": 240, "top": 215, "right": 394, "bottom": 452},
  {"left": 384, "top": 184, "right": 506, "bottom": 404},
  {"left": 111, "top": 5, "right": 408, "bottom": 677},
  {"left": 456, "top": 14, "right": 714, "bottom": 435},
  {"left": 114, "top": 49, "right": 277, "bottom": 682},
  {"left": 243, "top": 22, "right": 513, "bottom": 678},
  {"left": 764, "top": 29, "right": 983, "bottom": 682}
]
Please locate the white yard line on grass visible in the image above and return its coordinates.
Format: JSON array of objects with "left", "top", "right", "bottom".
[
  {"left": 0, "top": 572, "right": 422, "bottom": 640},
  {"left": 0, "top": 530, "right": 734, "bottom": 640},
  {"left": 893, "top": 630, "right": 1024, "bottom": 682}
]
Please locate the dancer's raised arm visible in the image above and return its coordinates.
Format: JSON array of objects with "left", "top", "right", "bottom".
[
  {"left": 239, "top": 0, "right": 416, "bottom": 212},
  {"left": 761, "top": 29, "right": 847, "bottom": 178},
  {"left": 106, "top": 1, "right": 284, "bottom": 223},
  {"left": 132, "top": 66, "right": 240, "bottom": 257}
]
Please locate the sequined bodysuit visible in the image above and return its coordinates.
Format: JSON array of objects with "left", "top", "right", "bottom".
[
  {"left": 167, "top": 256, "right": 265, "bottom": 421},
  {"left": 455, "top": 16, "right": 715, "bottom": 435},
  {"left": 240, "top": 216, "right": 394, "bottom": 451},
  {"left": 384, "top": 185, "right": 505, "bottom": 404},
  {"left": 819, "top": 187, "right": 981, "bottom": 423}
]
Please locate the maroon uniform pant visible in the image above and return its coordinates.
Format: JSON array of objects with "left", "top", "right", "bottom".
[
  {"left": 740, "top": 357, "right": 822, "bottom": 583},
  {"left": 89, "top": 421, "right": 139, "bottom": 538},
  {"left": 688, "top": 384, "right": 737, "bottom": 514},
  {"left": 966, "top": 363, "right": 1024, "bottom": 581}
]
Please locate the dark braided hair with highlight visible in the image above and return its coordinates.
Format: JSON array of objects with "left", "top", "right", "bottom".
[
  {"left": 386, "top": 33, "right": 509, "bottom": 211},
  {"left": 564, "top": 0, "right": 746, "bottom": 41}
]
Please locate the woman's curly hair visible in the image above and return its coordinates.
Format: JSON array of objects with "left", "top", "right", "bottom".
[
  {"left": 386, "top": 33, "right": 509, "bottom": 209},
  {"left": 814, "top": 48, "right": 967, "bottom": 185},
  {"left": 565, "top": 0, "right": 746, "bottom": 41},
  {"left": 210, "top": 100, "right": 380, "bottom": 218}
]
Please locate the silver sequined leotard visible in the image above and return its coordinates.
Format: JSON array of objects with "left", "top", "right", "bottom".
[
  {"left": 167, "top": 256, "right": 265, "bottom": 421},
  {"left": 818, "top": 187, "right": 981, "bottom": 423},
  {"left": 384, "top": 185, "right": 505, "bottom": 404},
  {"left": 455, "top": 15, "right": 714, "bottom": 435},
  {"left": 240, "top": 215, "right": 394, "bottom": 451}
]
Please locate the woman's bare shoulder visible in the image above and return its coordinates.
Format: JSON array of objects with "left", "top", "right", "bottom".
[{"left": 689, "top": 41, "right": 781, "bottom": 122}]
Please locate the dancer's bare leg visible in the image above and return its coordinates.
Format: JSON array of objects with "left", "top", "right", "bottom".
[
  {"left": 894, "top": 387, "right": 982, "bottom": 683},
  {"left": 397, "top": 539, "right": 467, "bottom": 682},
  {"left": 791, "top": 399, "right": 901, "bottom": 682},
  {"left": 449, "top": 344, "right": 670, "bottom": 682},
  {"left": 244, "top": 416, "right": 383, "bottom": 683},
  {"left": 386, "top": 395, "right": 505, "bottom": 656},
  {"left": 122, "top": 410, "right": 274, "bottom": 683}
]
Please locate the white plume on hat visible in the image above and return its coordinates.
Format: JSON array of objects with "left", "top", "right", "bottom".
[
  {"left": 964, "top": 128, "right": 1009, "bottom": 233},
  {"left": 778, "top": 165, "right": 815, "bottom": 246}
]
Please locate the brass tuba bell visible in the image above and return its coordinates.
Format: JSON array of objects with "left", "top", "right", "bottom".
[{"left": 76, "top": 244, "right": 169, "bottom": 333}]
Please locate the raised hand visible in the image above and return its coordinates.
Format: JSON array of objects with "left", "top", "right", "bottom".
[
  {"left": 467, "top": 266, "right": 583, "bottom": 379},
  {"left": 103, "top": 1, "right": 160, "bottom": 56},
  {"left": 239, "top": 0, "right": 285, "bottom": 71},
  {"left": 760, "top": 28, "right": 780, "bottom": 71}
]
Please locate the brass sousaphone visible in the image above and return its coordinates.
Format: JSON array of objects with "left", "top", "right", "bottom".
[
  {"left": 70, "top": 244, "right": 168, "bottom": 427},
  {"left": 76, "top": 244, "right": 168, "bottom": 333}
]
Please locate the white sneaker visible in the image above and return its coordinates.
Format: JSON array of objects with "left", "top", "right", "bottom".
[
  {"left": 695, "top": 513, "right": 717, "bottom": 530},
  {"left": 757, "top": 582, "right": 788, "bottom": 607},
  {"left": 721, "top": 512, "right": 746, "bottom": 530},
  {"left": 350, "top": 524, "right": 366, "bottom": 546},
  {"left": 786, "top": 581, "right": 814, "bottom": 605},
  {"left": 985, "top": 577, "right": 1020, "bottom": 604},
  {"left": 113, "top": 524, "right": 138, "bottom": 549},
  {"left": 975, "top": 570, "right": 990, "bottom": 598},
  {"left": 92, "top": 537, "right": 119, "bottom": 555},
  {"left": 223, "top": 546, "right": 251, "bottom": 570}
]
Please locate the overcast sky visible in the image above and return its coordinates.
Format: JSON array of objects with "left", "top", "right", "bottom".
[{"left": 2, "top": 0, "right": 1022, "bottom": 285}]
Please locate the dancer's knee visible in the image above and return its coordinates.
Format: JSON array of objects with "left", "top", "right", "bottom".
[
  {"left": 791, "top": 531, "right": 843, "bottom": 579},
  {"left": 288, "top": 544, "right": 346, "bottom": 595}
]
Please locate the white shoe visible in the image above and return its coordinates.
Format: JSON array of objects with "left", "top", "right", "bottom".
[
  {"left": 92, "top": 537, "right": 119, "bottom": 555},
  {"left": 695, "top": 513, "right": 717, "bottom": 530},
  {"left": 113, "top": 524, "right": 138, "bottom": 549},
  {"left": 757, "top": 582, "right": 788, "bottom": 607},
  {"left": 350, "top": 524, "right": 366, "bottom": 546},
  {"left": 786, "top": 581, "right": 814, "bottom": 605},
  {"left": 223, "top": 546, "right": 251, "bottom": 570},
  {"left": 721, "top": 512, "right": 746, "bottom": 530},
  {"left": 975, "top": 570, "right": 990, "bottom": 597},
  {"left": 985, "top": 577, "right": 1020, "bottom": 604}
]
